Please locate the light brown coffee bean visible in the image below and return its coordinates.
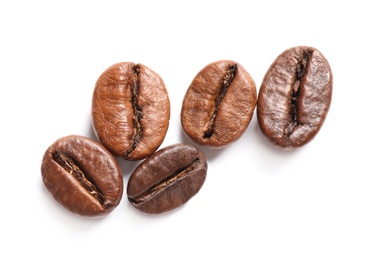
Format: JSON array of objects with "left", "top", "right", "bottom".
[
  {"left": 181, "top": 60, "right": 257, "bottom": 148},
  {"left": 92, "top": 62, "right": 170, "bottom": 160}
]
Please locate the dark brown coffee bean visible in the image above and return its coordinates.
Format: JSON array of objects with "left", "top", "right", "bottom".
[
  {"left": 257, "top": 46, "right": 333, "bottom": 149},
  {"left": 127, "top": 144, "right": 207, "bottom": 214},
  {"left": 181, "top": 60, "right": 257, "bottom": 148},
  {"left": 92, "top": 62, "right": 170, "bottom": 160},
  {"left": 41, "top": 135, "right": 123, "bottom": 217}
]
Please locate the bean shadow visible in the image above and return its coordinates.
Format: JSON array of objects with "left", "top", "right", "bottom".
[
  {"left": 86, "top": 119, "right": 98, "bottom": 142},
  {"left": 179, "top": 127, "right": 226, "bottom": 162},
  {"left": 40, "top": 182, "right": 105, "bottom": 228},
  {"left": 124, "top": 197, "right": 189, "bottom": 222},
  {"left": 251, "top": 119, "right": 302, "bottom": 171}
]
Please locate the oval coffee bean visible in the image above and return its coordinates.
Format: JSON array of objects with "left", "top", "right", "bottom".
[
  {"left": 41, "top": 135, "right": 123, "bottom": 217},
  {"left": 181, "top": 60, "right": 257, "bottom": 148},
  {"left": 92, "top": 62, "right": 170, "bottom": 160},
  {"left": 257, "top": 46, "right": 333, "bottom": 149},
  {"left": 127, "top": 144, "right": 207, "bottom": 214}
]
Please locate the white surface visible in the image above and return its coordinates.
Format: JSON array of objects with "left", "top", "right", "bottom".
[{"left": 1, "top": 1, "right": 376, "bottom": 259}]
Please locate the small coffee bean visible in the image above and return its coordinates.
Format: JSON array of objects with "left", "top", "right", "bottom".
[
  {"left": 181, "top": 60, "right": 257, "bottom": 148},
  {"left": 41, "top": 135, "right": 123, "bottom": 217},
  {"left": 257, "top": 46, "right": 333, "bottom": 149},
  {"left": 127, "top": 144, "right": 207, "bottom": 214},
  {"left": 92, "top": 62, "right": 170, "bottom": 160}
]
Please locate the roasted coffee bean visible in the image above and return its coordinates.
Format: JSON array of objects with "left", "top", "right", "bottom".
[
  {"left": 92, "top": 62, "right": 170, "bottom": 160},
  {"left": 181, "top": 60, "right": 257, "bottom": 148},
  {"left": 127, "top": 144, "right": 207, "bottom": 214},
  {"left": 41, "top": 135, "right": 123, "bottom": 217},
  {"left": 257, "top": 46, "right": 333, "bottom": 149}
]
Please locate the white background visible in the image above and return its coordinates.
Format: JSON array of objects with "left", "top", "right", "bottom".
[{"left": 1, "top": 1, "right": 376, "bottom": 259}]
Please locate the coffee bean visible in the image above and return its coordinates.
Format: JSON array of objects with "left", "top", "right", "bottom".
[
  {"left": 41, "top": 135, "right": 123, "bottom": 217},
  {"left": 92, "top": 62, "right": 170, "bottom": 160},
  {"left": 181, "top": 60, "right": 257, "bottom": 148},
  {"left": 127, "top": 144, "right": 207, "bottom": 214},
  {"left": 257, "top": 46, "right": 333, "bottom": 149}
]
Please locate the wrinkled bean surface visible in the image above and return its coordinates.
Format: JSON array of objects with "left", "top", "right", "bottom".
[
  {"left": 41, "top": 135, "right": 123, "bottom": 217},
  {"left": 181, "top": 60, "right": 257, "bottom": 148},
  {"left": 127, "top": 144, "right": 207, "bottom": 214},
  {"left": 92, "top": 62, "right": 170, "bottom": 160},
  {"left": 257, "top": 46, "right": 333, "bottom": 149}
]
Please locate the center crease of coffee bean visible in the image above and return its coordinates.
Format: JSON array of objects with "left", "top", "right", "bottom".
[
  {"left": 126, "top": 65, "right": 143, "bottom": 156},
  {"left": 52, "top": 151, "right": 105, "bottom": 204},
  {"left": 285, "top": 50, "right": 312, "bottom": 137},
  {"left": 130, "top": 158, "right": 200, "bottom": 205},
  {"left": 203, "top": 64, "right": 237, "bottom": 139}
]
